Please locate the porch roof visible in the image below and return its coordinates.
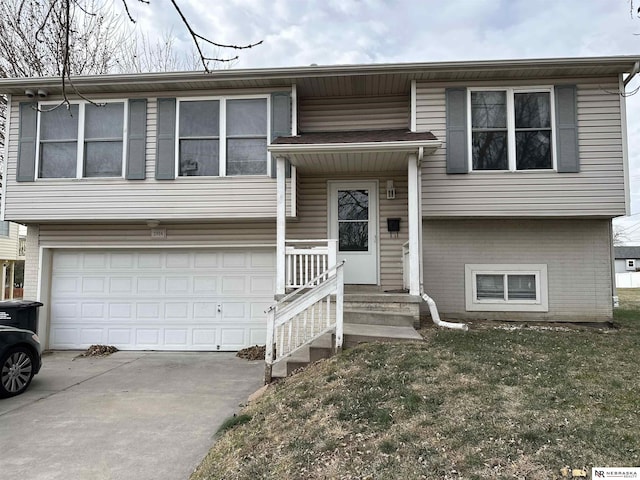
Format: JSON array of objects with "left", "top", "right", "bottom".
[{"left": 268, "top": 129, "right": 441, "bottom": 173}]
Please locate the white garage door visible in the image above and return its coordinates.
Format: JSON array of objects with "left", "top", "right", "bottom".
[{"left": 49, "top": 248, "right": 275, "bottom": 351}]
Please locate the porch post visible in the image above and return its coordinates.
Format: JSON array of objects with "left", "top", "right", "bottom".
[
  {"left": 276, "top": 155, "right": 287, "bottom": 295},
  {"left": 407, "top": 153, "right": 421, "bottom": 296},
  {"left": 8, "top": 261, "right": 15, "bottom": 300}
]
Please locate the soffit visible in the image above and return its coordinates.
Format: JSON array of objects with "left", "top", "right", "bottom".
[{"left": 0, "top": 56, "right": 637, "bottom": 97}]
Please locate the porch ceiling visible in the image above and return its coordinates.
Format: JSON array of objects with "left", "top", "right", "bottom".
[{"left": 268, "top": 129, "right": 441, "bottom": 173}]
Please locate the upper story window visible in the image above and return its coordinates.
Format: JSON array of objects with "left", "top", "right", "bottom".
[
  {"left": 37, "top": 101, "right": 125, "bottom": 179},
  {"left": 470, "top": 88, "right": 554, "bottom": 172},
  {"left": 177, "top": 97, "right": 268, "bottom": 177}
]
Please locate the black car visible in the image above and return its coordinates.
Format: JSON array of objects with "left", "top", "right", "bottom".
[{"left": 0, "top": 326, "right": 42, "bottom": 398}]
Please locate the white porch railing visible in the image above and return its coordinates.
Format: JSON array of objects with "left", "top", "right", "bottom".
[
  {"left": 265, "top": 261, "right": 344, "bottom": 383},
  {"left": 402, "top": 241, "right": 410, "bottom": 290},
  {"left": 285, "top": 239, "right": 337, "bottom": 289}
]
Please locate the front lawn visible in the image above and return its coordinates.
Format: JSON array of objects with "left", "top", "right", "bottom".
[{"left": 191, "top": 308, "right": 640, "bottom": 479}]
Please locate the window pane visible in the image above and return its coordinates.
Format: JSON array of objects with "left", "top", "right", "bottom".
[
  {"left": 338, "top": 190, "right": 368, "bottom": 220},
  {"left": 339, "top": 222, "right": 368, "bottom": 252},
  {"left": 227, "top": 99, "right": 267, "bottom": 136},
  {"left": 472, "top": 131, "right": 508, "bottom": 170},
  {"left": 179, "top": 101, "right": 219, "bottom": 137},
  {"left": 507, "top": 275, "right": 536, "bottom": 300},
  {"left": 179, "top": 139, "right": 219, "bottom": 176},
  {"left": 516, "top": 131, "right": 552, "bottom": 170},
  {"left": 471, "top": 91, "right": 506, "bottom": 128},
  {"left": 476, "top": 274, "right": 504, "bottom": 299},
  {"left": 226, "top": 138, "right": 267, "bottom": 175},
  {"left": 0, "top": 221, "right": 9, "bottom": 237},
  {"left": 39, "top": 142, "right": 77, "bottom": 178},
  {"left": 515, "top": 92, "right": 550, "bottom": 129},
  {"left": 85, "top": 103, "right": 124, "bottom": 139},
  {"left": 84, "top": 141, "right": 123, "bottom": 177},
  {"left": 40, "top": 105, "right": 79, "bottom": 140}
]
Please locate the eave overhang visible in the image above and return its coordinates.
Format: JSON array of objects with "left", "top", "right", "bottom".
[{"left": 1, "top": 55, "right": 638, "bottom": 96}]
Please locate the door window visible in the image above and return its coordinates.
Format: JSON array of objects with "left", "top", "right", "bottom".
[{"left": 337, "top": 189, "right": 369, "bottom": 252}]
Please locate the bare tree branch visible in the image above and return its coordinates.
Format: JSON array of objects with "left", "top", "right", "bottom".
[{"left": 168, "top": 0, "right": 263, "bottom": 71}]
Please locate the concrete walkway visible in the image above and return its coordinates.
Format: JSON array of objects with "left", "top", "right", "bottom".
[{"left": 0, "top": 351, "right": 264, "bottom": 480}]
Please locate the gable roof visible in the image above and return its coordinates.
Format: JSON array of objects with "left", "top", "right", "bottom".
[
  {"left": 0, "top": 56, "right": 638, "bottom": 97},
  {"left": 614, "top": 246, "right": 640, "bottom": 259}
]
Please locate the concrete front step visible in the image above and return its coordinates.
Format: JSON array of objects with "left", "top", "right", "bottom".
[
  {"left": 271, "top": 323, "right": 423, "bottom": 378},
  {"left": 271, "top": 333, "right": 335, "bottom": 378},
  {"left": 343, "top": 323, "right": 423, "bottom": 348},
  {"left": 345, "top": 309, "right": 416, "bottom": 327},
  {"left": 344, "top": 293, "right": 421, "bottom": 327}
]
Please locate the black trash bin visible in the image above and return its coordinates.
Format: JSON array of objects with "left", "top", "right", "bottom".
[{"left": 0, "top": 300, "right": 44, "bottom": 334}]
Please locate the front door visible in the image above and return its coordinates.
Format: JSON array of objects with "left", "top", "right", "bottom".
[{"left": 329, "top": 181, "right": 378, "bottom": 284}]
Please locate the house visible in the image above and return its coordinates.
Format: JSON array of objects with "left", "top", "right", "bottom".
[
  {"left": 0, "top": 220, "right": 26, "bottom": 300},
  {"left": 614, "top": 246, "right": 640, "bottom": 273},
  {"left": 0, "top": 56, "right": 636, "bottom": 352}
]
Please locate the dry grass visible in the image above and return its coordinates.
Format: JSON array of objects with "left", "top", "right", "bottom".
[{"left": 191, "top": 308, "right": 640, "bottom": 480}]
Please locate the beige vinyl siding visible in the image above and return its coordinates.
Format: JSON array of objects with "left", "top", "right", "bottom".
[
  {"left": 417, "top": 79, "right": 626, "bottom": 217},
  {"left": 287, "top": 173, "right": 408, "bottom": 289},
  {"left": 298, "top": 95, "right": 409, "bottom": 132},
  {"left": 4, "top": 96, "right": 291, "bottom": 222},
  {"left": 0, "top": 223, "right": 20, "bottom": 260},
  {"left": 423, "top": 218, "right": 613, "bottom": 321}
]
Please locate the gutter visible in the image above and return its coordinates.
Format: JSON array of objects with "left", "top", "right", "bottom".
[{"left": 624, "top": 61, "right": 640, "bottom": 87}]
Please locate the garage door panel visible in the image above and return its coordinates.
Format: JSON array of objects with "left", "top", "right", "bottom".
[
  {"left": 110, "top": 253, "right": 134, "bottom": 268},
  {"left": 110, "top": 277, "right": 133, "bottom": 293},
  {"left": 50, "top": 249, "right": 275, "bottom": 351},
  {"left": 221, "top": 276, "right": 246, "bottom": 294},
  {"left": 138, "top": 253, "right": 162, "bottom": 268},
  {"left": 193, "top": 276, "right": 217, "bottom": 294},
  {"left": 222, "top": 252, "right": 247, "bottom": 268},
  {"left": 194, "top": 252, "right": 218, "bottom": 268},
  {"left": 164, "top": 329, "right": 188, "bottom": 346},
  {"left": 166, "top": 252, "right": 190, "bottom": 268},
  {"left": 83, "top": 253, "right": 108, "bottom": 268}
]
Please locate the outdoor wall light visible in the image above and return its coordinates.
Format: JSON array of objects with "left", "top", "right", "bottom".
[
  {"left": 146, "top": 220, "right": 160, "bottom": 228},
  {"left": 24, "top": 89, "right": 35, "bottom": 98},
  {"left": 37, "top": 89, "right": 48, "bottom": 98}
]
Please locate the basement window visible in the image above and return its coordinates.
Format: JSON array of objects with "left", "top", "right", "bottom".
[{"left": 465, "top": 264, "right": 548, "bottom": 312}]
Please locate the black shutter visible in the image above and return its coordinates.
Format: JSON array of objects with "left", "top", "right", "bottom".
[
  {"left": 17, "top": 102, "right": 37, "bottom": 182},
  {"left": 156, "top": 98, "right": 176, "bottom": 180},
  {"left": 555, "top": 85, "right": 579, "bottom": 173},
  {"left": 126, "top": 99, "right": 147, "bottom": 180},
  {"left": 445, "top": 88, "right": 469, "bottom": 174}
]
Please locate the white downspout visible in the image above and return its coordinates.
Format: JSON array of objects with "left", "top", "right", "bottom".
[
  {"left": 416, "top": 149, "right": 468, "bottom": 331},
  {"left": 420, "top": 292, "right": 468, "bottom": 331}
]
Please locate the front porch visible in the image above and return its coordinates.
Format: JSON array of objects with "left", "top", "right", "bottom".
[{"left": 263, "top": 129, "right": 441, "bottom": 381}]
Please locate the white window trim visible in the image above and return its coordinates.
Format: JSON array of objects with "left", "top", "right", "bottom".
[
  {"left": 35, "top": 99, "right": 128, "bottom": 180},
  {"left": 174, "top": 94, "right": 271, "bottom": 178},
  {"left": 465, "top": 263, "right": 549, "bottom": 312},
  {"left": 467, "top": 86, "right": 556, "bottom": 173},
  {"left": 626, "top": 259, "right": 636, "bottom": 271}
]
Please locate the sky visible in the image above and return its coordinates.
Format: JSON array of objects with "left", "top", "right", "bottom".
[{"left": 126, "top": 0, "right": 640, "bottom": 239}]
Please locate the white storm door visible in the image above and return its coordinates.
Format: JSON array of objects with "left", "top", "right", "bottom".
[{"left": 329, "top": 181, "right": 378, "bottom": 284}]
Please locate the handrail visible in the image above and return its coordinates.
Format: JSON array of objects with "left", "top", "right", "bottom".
[
  {"left": 265, "top": 261, "right": 344, "bottom": 383},
  {"left": 275, "top": 260, "right": 345, "bottom": 306}
]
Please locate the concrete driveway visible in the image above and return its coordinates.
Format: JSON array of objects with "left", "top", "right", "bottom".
[{"left": 0, "top": 351, "right": 264, "bottom": 480}]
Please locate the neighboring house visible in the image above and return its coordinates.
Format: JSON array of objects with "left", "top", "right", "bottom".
[
  {"left": 0, "top": 220, "right": 25, "bottom": 300},
  {"left": 614, "top": 246, "right": 640, "bottom": 273},
  {"left": 0, "top": 56, "right": 636, "bottom": 351}
]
